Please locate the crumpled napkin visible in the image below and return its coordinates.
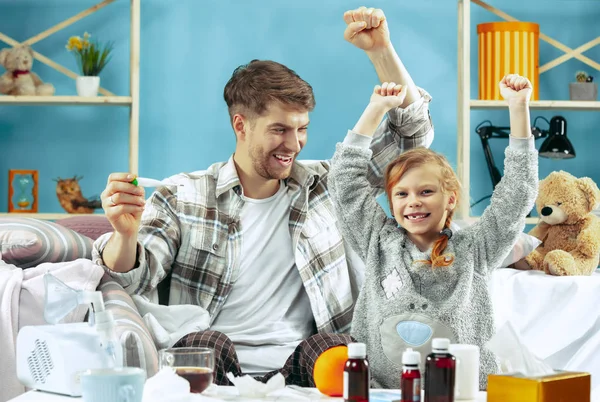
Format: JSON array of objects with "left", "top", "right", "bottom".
[
  {"left": 143, "top": 368, "right": 225, "bottom": 402},
  {"left": 226, "top": 372, "right": 285, "bottom": 398},
  {"left": 225, "top": 373, "right": 329, "bottom": 400},
  {"left": 143, "top": 369, "right": 326, "bottom": 401}
]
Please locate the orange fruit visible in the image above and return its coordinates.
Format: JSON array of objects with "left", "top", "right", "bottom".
[{"left": 313, "top": 345, "right": 348, "bottom": 397}]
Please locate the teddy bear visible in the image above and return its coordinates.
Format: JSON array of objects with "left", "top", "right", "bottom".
[
  {"left": 523, "top": 170, "right": 600, "bottom": 276},
  {"left": 0, "top": 45, "right": 55, "bottom": 96}
]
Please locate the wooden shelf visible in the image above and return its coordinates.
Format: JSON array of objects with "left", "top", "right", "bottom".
[
  {"left": 0, "top": 212, "right": 104, "bottom": 220},
  {"left": 0, "top": 96, "right": 133, "bottom": 106},
  {"left": 471, "top": 100, "right": 600, "bottom": 111}
]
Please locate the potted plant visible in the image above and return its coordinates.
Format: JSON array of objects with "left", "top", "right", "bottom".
[
  {"left": 569, "top": 71, "right": 597, "bottom": 101},
  {"left": 66, "top": 32, "right": 113, "bottom": 97}
]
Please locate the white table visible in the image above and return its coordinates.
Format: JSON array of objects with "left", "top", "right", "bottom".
[{"left": 9, "top": 387, "right": 488, "bottom": 401}]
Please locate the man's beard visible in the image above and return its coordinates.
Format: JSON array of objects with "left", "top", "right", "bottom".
[{"left": 249, "top": 144, "right": 294, "bottom": 180}]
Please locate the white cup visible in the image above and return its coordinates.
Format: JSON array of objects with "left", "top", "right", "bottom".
[{"left": 449, "top": 344, "right": 480, "bottom": 400}]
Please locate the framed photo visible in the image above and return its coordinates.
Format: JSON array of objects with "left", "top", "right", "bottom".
[{"left": 8, "top": 170, "right": 38, "bottom": 213}]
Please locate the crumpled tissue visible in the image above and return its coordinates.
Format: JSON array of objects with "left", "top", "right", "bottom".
[
  {"left": 226, "top": 372, "right": 285, "bottom": 397},
  {"left": 486, "top": 320, "right": 555, "bottom": 377},
  {"left": 225, "top": 373, "right": 331, "bottom": 400},
  {"left": 143, "top": 369, "right": 327, "bottom": 401},
  {"left": 142, "top": 368, "right": 224, "bottom": 402}
]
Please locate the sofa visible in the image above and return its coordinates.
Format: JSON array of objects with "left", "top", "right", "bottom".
[
  {"left": 2, "top": 215, "right": 600, "bottom": 394},
  {"left": 0, "top": 215, "right": 160, "bottom": 384}
]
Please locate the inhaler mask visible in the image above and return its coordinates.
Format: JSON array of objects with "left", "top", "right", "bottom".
[
  {"left": 42, "top": 271, "right": 121, "bottom": 368},
  {"left": 43, "top": 272, "right": 103, "bottom": 325}
]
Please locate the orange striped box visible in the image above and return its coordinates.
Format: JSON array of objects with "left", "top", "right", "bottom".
[{"left": 477, "top": 21, "right": 540, "bottom": 100}]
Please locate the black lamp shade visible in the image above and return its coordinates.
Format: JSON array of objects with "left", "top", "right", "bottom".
[{"left": 538, "top": 116, "right": 576, "bottom": 159}]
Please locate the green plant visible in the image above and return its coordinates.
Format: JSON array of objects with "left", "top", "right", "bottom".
[
  {"left": 575, "top": 71, "right": 589, "bottom": 82},
  {"left": 66, "top": 32, "right": 113, "bottom": 76}
]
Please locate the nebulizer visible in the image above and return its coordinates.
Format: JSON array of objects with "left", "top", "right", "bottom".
[{"left": 16, "top": 272, "right": 123, "bottom": 396}]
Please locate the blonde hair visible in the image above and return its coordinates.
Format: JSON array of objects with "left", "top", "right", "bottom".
[{"left": 384, "top": 148, "right": 461, "bottom": 268}]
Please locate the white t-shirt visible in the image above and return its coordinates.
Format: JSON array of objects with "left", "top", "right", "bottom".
[{"left": 209, "top": 181, "right": 315, "bottom": 375}]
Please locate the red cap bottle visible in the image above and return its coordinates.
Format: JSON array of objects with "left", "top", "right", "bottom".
[
  {"left": 401, "top": 348, "right": 421, "bottom": 402},
  {"left": 344, "top": 342, "right": 370, "bottom": 402}
]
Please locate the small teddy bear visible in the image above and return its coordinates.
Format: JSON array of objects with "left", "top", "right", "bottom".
[
  {"left": 523, "top": 170, "right": 600, "bottom": 276},
  {"left": 0, "top": 45, "right": 55, "bottom": 96}
]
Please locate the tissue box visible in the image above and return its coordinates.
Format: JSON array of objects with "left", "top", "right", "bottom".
[{"left": 487, "top": 371, "right": 591, "bottom": 402}]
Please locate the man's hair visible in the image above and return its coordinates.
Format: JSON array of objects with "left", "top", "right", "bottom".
[{"left": 223, "top": 60, "right": 316, "bottom": 123}]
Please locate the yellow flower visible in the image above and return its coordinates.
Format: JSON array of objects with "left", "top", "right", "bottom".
[
  {"left": 66, "top": 36, "right": 82, "bottom": 51},
  {"left": 66, "top": 31, "right": 112, "bottom": 76}
]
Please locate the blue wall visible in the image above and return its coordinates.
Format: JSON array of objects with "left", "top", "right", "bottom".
[{"left": 0, "top": 0, "right": 598, "bottom": 216}]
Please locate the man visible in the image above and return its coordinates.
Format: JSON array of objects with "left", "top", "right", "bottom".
[{"left": 93, "top": 6, "right": 434, "bottom": 386}]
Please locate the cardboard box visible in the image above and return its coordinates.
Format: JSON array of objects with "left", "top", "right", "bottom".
[{"left": 488, "top": 371, "right": 591, "bottom": 402}]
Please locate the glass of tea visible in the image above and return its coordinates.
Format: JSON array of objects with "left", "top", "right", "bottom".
[{"left": 159, "top": 347, "right": 215, "bottom": 393}]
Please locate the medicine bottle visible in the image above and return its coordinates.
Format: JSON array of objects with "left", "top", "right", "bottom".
[
  {"left": 424, "top": 338, "right": 456, "bottom": 402},
  {"left": 401, "top": 348, "right": 421, "bottom": 402},
  {"left": 344, "top": 342, "right": 370, "bottom": 402}
]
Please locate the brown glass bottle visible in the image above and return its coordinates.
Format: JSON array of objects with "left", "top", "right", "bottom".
[
  {"left": 344, "top": 343, "right": 370, "bottom": 402},
  {"left": 424, "top": 338, "right": 456, "bottom": 402}
]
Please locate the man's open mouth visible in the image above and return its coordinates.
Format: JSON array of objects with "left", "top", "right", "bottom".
[{"left": 273, "top": 154, "right": 293, "bottom": 166}]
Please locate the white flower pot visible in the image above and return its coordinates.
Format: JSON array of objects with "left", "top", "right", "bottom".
[{"left": 76, "top": 76, "right": 100, "bottom": 97}]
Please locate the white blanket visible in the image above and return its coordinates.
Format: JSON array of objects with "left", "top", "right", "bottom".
[
  {"left": 0, "top": 258, "right": 104, "bottom": 402},
  {"left": 0, "top": 264, "right": 23, "bottom": 402},
  {"left": 132, "top": 295, "right": 210, "bottom": 350},
  {"left": 490, "top": 268, "right": 600, "bottom": 391}
]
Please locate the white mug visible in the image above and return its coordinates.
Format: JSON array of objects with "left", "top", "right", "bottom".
[
  {"left": 449, "top": 344, "right": 480, "bottom": 400},
  {"left": 81, "top": 367, "right": 146, "bottom": 402}
]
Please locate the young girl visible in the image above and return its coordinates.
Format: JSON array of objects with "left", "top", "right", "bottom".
[{"left": 329, "top": 75, "right": 538, "bottom": 389}]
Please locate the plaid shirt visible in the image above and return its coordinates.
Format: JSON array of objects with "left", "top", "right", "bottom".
[{"left": 93, "top": 89, "right": 434, "bottom": 334}]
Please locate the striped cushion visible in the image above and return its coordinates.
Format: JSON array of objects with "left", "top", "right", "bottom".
[
  {"left": 98, "top": 274, "right": 159, "bottom": 376},
  {"left": 0, "top": 217, "right": 93, "bottom": 268},
  {"left": 54, "top": 215, "right": 113, "bottom": 240}
]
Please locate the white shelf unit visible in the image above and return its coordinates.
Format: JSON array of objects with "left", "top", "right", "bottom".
[
  {"left": 0, "top": 0, "right": 140, "bottom": 220},
  {"left": 0, "top": 96, "right": 133, "bottom": 106},
  {"left": 0, "top": 213, "right": 102, "bottom": 220},
  {"left": 471, "top": 100, "right": 600, "bottom": 111},
  {"left": 457, "top": 0, "right": 600, "bottom": 224}
]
